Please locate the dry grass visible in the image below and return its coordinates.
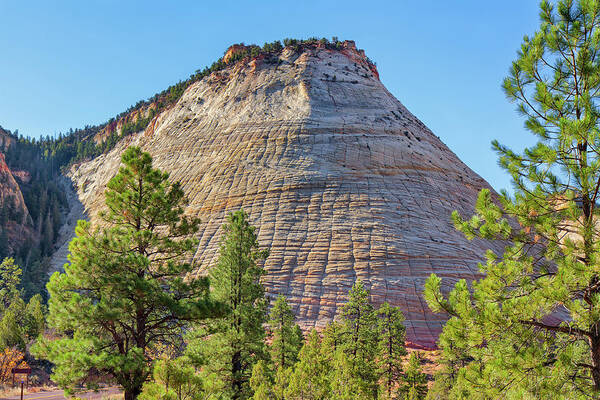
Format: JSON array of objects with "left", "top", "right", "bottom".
[
  {"left": 28, "top": 385, "right": 58, "bottom": 393},
  {"left": 0, "top": 384, "right": 57, "bottom": 398},
  {"left": 100, "top": 394, "right": 123, "bottom": 400},
  {"left": 0, "top": 385, "right": 22, "bottom": 398}
]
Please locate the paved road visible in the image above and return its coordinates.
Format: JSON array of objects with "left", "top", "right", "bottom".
[{"left": 1, "top": 387, "right": 121, "bottom": 400}]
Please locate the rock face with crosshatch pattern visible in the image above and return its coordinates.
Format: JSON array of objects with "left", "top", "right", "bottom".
[{"left": 63, "top": 42, "right": 503, "bottom": 349}]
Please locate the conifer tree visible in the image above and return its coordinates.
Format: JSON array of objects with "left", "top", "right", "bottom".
[
  {"left": 268, "top": 295, "right": 303, "bottom": 371},
  {"left": 398, "top": 353, "right": 427, "bottom": 400},
  {"left": 339, "top": 280, "right": 379, "bottom": 399},
  {"left": 23, "top": 294, "right": 45, "bottom": 340},
  {"left": 0, "top": 258, "right": 21, "bottom": 309},
  {"left": 0, "top": 258, "right": 46, "bottom": 352},
  {"left": 329, "top": 349, "right": 366, "bottom": 400},
  {"left": 273, "top": 365, "right": 295, "bottom": 400},
  {"left": 249, "top": 360, "right": 274, "bottom": 400},
  {"left": 286, "top": 329, "right": 331, "bottom": 400},
  {"left": 376, "top": 302, "right": 407, "bottom": 399},
  {"left": 267, "top": 294, "right": 303, "bottom": 399},
  {"left": 0, "top": 298, "right": 27, "bottom": 351},
  {"left": 321, "top": 320, "right": 344, "bottom": 353},
  {"left": 33, "top": 147, "right": 219, "bottom": 400},
  {"left": 186, "top": 209, "right": 269, "bottom": 400},
  {"left": 423, "top": 329, "right": 469, "bottom": 400},
  {"left": 425, "top": 0, "right": 600, "bottom": 397},
  {"left": 139, "top": 358, "right": 204, "bottom": 400}
]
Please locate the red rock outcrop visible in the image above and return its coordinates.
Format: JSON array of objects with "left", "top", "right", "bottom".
[
  {"left": 223, "top": 44, "right": 249, "bottom": 64},
  {"left": 11, "top": 170, "right": 31, "bottom": 184},
  {"left": 66, "top": 43, "right": 502, "bottom": 349}
]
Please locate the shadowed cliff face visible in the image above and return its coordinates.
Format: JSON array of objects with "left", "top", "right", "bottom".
[
  {"left": 0, "top": 151, "right": 32, "bottom": 252},
  {"left": 65, "top": 44, "right": 502, "bottom": 349}
]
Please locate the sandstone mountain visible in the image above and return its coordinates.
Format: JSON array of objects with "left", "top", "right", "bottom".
[{"left": 61, "top": 41, "right": 501, "bottom": 349}]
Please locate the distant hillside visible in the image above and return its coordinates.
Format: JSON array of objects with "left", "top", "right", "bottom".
[{"left": 0, "top": 127, "right": 67, "bottom": 299}]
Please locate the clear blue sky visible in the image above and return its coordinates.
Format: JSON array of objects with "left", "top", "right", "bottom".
[{"left": 0, "top": 0, "right": 541, "bottom": 192}]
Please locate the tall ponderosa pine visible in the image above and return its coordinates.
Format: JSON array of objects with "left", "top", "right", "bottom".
[
  {"left": 268, "top": 294, "right": 303, "bottom": 370},
  {"left": 338, "top": 280, "right": 379, "bottom": 399},
  {"left": 425, "top": 0, "right": 600, "bottom": 397},
  {"left": 398, "top": 353, "right": 427, "bottom": 400},
  {"left": 34, "top": 147, "right": 219, "bottom": 400},
  {"left": 267, "top": 294, "right": 303, "bottom": 399},
  {"left": 285, "top": 329, "right": 331, "bottom": 400},
  {"left": 376, "top": 302, "right": 407, "bottom": 399},
  {"left": 187, "top": 209, "right": 269, "bottom": 400}
]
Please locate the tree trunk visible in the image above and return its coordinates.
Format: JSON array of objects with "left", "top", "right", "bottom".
[
  {"left": 232, "top": 350, "right": 242, "bottom": 400},
  {"left": 124, "top": 386, "right": 142, "bottom": 400},
  {"left": 591, "top": 331, "right": 600, "bottom": 391}
]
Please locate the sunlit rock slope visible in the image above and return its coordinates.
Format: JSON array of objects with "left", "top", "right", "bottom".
[{"left": 65, "top": 41, "right": 501, "bottom": 349}]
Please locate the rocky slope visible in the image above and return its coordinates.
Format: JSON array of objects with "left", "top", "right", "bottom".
[
  {"left": 48, "top": 177, "right": 86, "bottom": 274},
  {"left": 0, "top": 153, "right": 29, "bottom": 223},
  {"left": 65, "top": 41, "right": 502, "bottom": 349},
  {"left": 0, "top": 128, "right": 32, "bottom": 252}
]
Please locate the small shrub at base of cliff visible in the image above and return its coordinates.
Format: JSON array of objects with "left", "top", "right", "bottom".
[
  {"left": 139, "top": 358, "right": 203, "bottom": 400},
  {"left": 398, "top": 353, "right": 428, "bottom": 400}
]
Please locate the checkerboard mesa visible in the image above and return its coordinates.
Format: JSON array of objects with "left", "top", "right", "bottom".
[{"left": 63, "top": 41, "right": 502, "bottom": 349}]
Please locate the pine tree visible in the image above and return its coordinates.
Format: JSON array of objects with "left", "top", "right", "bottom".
[
  {"left": 398, "top": 353, "right": 427, "bottom": 400},
  {"left": 268, "top": 294, "right": 303, "bottom": 370},
  {"left": 338, "top": 280, "right": 379, "bottom": 399},
  {"left": 329, "top": 348, "right": 366, "bottom": 400},
  {"left": 0, "top": 298, "right": 27, "bottom": 351},
  {"left": 249, "top": 360, "right": 274, "bottom": 400},
  {"left": 423, "top": 329, "right": 469, "bottom": 400},
  {"left": 424, "top": 0, "right": 600, "bottom": 397},
  {"left": 0, "top": 258, "right": 46, "bottom": 352},
  {"left": 376, "top": 302, "right": 407, "bottom": 399},
  {"left": 139, "top": 358, "right": 204, "bottom": 400},
  {"left": 267, "top": 295, "right": 303, "bottom": 399},
  {"left": 186, "top": 209, "right": 269, "bottom": 400},
  {"left": 273, "top": 365, "right": 294, "bottom": 400},
  {"left": 23, "top": 293, "right": 46, "bottom": 340},
  {"left": 321, "top": 320, "right": 344, "bottom": 353},
  {"left": 0, "top": 258, "right": 21, "bottom": 309},
  {"left": 33, "top": 147, "right": 219, "bottom": 400},
  {"left": 286, "top": 329, "right": 331, "bottom": 400}
]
